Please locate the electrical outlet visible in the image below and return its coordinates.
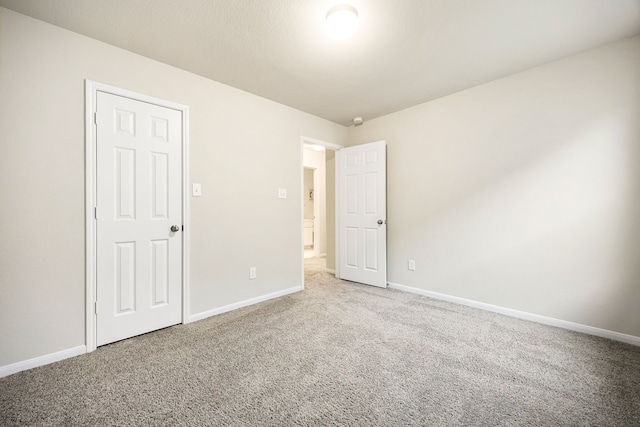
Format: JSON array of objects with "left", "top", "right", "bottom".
[
  {"left": 408, "top": 259, "right": 416, "bottom": 271},
  {"left": 278, "top": 188, "right": 287, "bottom": 199},
  {"left": 249, "top": 267, "right": 257, "bottom": 279}
]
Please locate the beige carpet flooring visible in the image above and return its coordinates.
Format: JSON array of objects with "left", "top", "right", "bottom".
[{"left": 1, "top": 257, "right": 639, "bottom": 425}]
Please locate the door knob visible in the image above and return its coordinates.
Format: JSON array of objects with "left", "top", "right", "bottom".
[
  {"left": 377, "top": 219, "right": 384, "bottom": 225},
  {"left": 171, "top": 225, "right": 180, "bottom": 232}
]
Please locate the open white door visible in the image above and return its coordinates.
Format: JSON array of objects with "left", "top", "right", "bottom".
[
  {"left": 95, "top": 91, "right": 183, "bottom": 346},
  {"left": 337, "top": 141, "right": 387, "bottom": 287}
]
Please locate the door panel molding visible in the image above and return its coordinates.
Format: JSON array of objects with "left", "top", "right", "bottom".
[{"left": 85, "top": 80, "right": 190, "bottom": 352}]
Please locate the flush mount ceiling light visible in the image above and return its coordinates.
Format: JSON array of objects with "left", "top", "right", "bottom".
[{"left": 325, "top": 4, "right": 359, "bottom": 40}]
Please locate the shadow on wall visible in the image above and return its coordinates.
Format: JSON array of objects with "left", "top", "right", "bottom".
[
  {"left": 402, "top": 113, "right": 640, "bottom": 336},
  {"left": 604, "top": 116, "right": 640, "bottom": 335}
]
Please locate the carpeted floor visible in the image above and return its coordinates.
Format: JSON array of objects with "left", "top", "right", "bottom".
[{"left": 1, "top": 257, "right": 639, "bottom": 426}]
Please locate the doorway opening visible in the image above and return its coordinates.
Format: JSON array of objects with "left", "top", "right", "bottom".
[
  {"left": 301, "top": 137, "right": 343, "bottom": 286},
  {"left": 300, "top": 137, "right": 387, "bottom": 290}
]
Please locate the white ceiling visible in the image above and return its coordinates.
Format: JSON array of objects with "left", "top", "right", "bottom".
[{"left": 2, "top": 0, "right": 639, "bottom": 125}]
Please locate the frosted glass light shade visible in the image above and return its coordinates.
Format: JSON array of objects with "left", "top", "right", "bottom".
[{"left": 326, "top": 4, "right": 359, "bottom": 40}]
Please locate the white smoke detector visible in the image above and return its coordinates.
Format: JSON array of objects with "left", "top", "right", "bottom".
[{"left": 353, "top": 117, "right": 364, "bottom": 126}]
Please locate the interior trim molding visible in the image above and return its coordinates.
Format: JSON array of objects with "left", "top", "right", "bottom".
[
  {"left": 388, "top": 282, "right": 640, "bottom": 347},
  {"left": 0, "top": 346, "right": 86, "bottom": 378},
  {"left": 301, "top": 136, "right": 344, "bottom": 151},
  {"left": 325, "top": 268, "right": 336, "bottom": 274},
  {"left": 188, "top": 286, "right": 303, "bottom": 323}
]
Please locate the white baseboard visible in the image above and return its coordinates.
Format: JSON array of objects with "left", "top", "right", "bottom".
[
  {"left": 188, "top": 286, "right": 303, "bottom": 323},
  {"left": 388, "top": 282, "right": 640, "bottom": 347},
  {"left": 1, "top": 286, "right": 305, "bottom": 377},
  {"left": 326, "top": 268, "right": 336, "bottom": 274},
  {"left": 0, "top": 345, "right": 86, "bottom": 378}
]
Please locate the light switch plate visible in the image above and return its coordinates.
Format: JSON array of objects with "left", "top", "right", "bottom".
[
  {"left": 278, "top": 188, "right": 287, "bottom": 199},
  {"left": 193, "top": 183, "right": 202, "bottom": 197}
]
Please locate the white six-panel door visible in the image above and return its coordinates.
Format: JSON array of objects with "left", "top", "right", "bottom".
[
  {"left": 96, "top": 91, "right": 183, "bottom": 346},
  {"left": 338, "top": 141, "right": 387, "bottom": 287}
]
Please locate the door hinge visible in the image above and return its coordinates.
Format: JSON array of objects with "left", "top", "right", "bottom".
[
  {"left": 94, "top": 111, "right": 97, "bottom": 125},
  {"left": 182, "top": 225, "right": 184, "bottom": 231},
  {"left": 94, "top": 207, "right": 97, "bottom": 219},
  {"left": 94, "top": 301, "right": 98, "bottom": 314}
]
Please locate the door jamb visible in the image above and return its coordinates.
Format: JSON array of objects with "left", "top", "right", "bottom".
[{"left": 85, "top": 80, "right": 190, "bottom": 352}]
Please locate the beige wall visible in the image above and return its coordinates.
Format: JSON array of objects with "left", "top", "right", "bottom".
[
  {"left": 0, "top": 8, "right": 347, "bottom": 367},
  {"left": 303, "top": 168, "right": 315, "bottom": 220},
  {"left": 349, "top": 36, "right": 640, "bottom": 337}
]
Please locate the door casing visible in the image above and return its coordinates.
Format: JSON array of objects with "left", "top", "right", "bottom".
[{"left": 85, "top": 80, "right": 190, "bottom": 352}]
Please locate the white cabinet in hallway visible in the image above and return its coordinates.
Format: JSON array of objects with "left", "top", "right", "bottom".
[{"left": 304, "top": 219, "right": 314, "bottom": 247}]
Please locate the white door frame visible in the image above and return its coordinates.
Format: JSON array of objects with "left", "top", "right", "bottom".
[
  {"left": 85, "top": 80, "right": 190, "bottom": 352},
  {"left": 300, "top": 136, "right": 343, "bottom": 287}
]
